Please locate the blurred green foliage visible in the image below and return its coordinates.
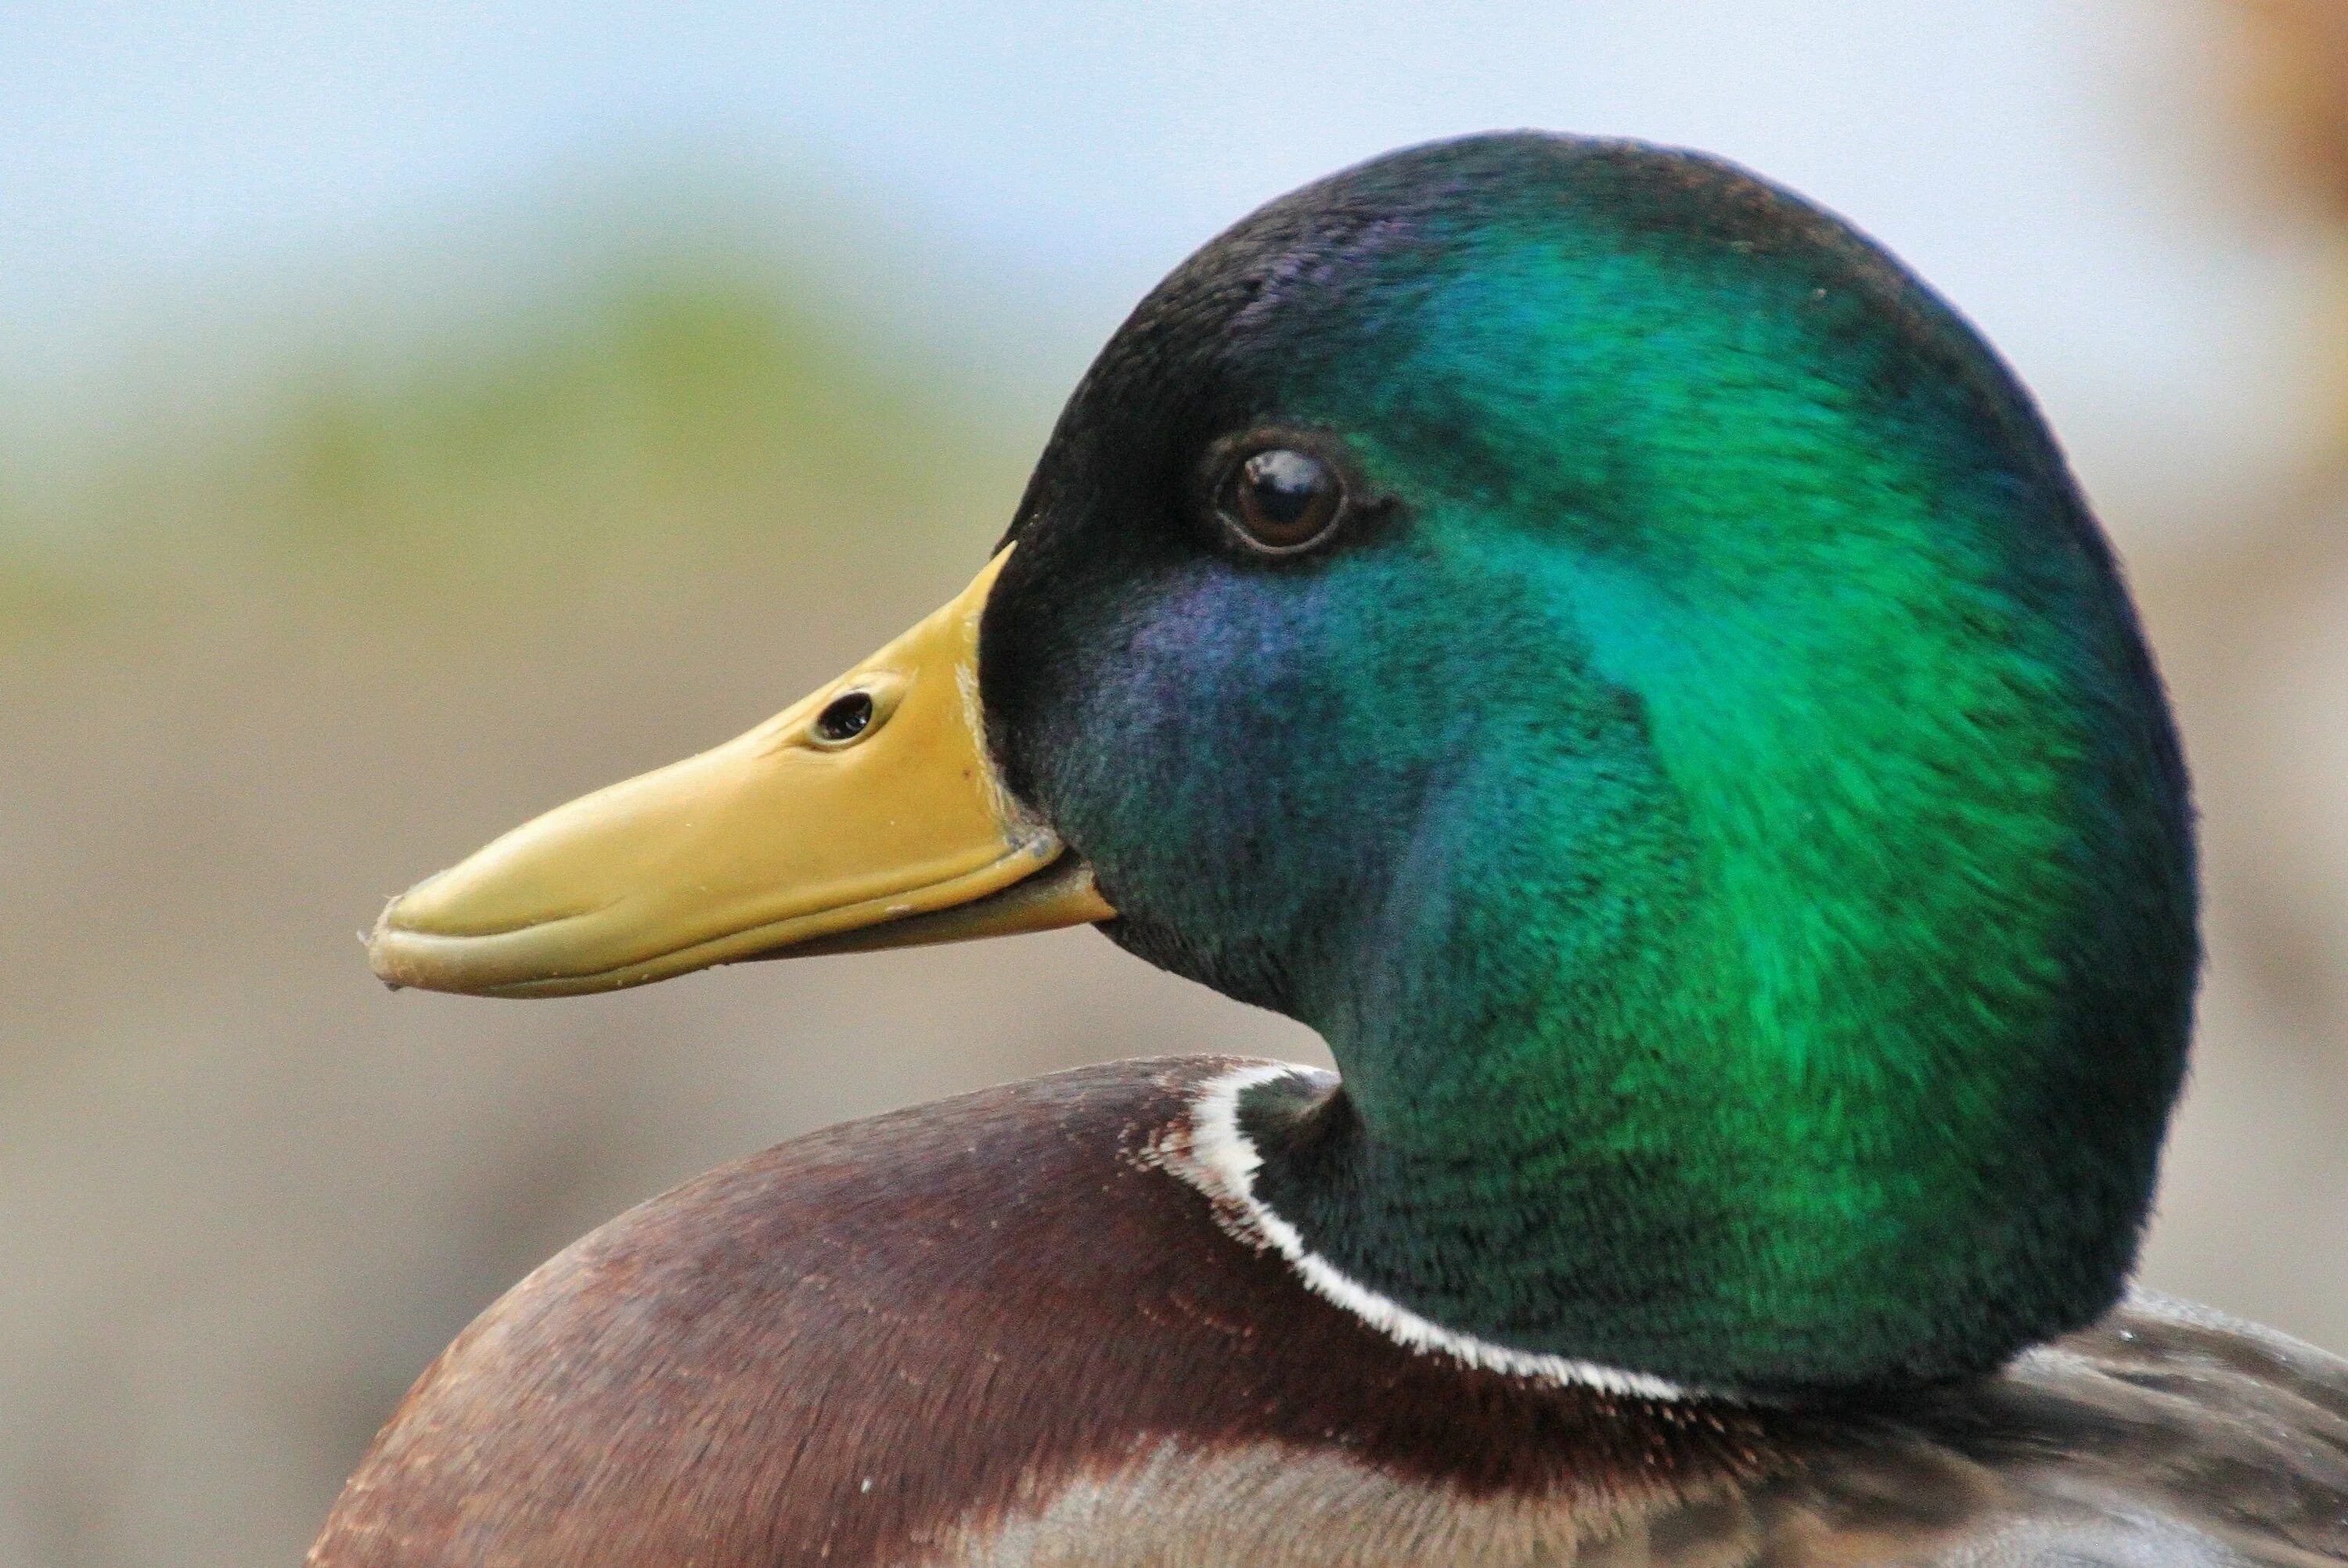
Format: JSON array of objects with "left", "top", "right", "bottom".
[{"left": 0, "top": 255, "right": 1026, "bottom": 638}]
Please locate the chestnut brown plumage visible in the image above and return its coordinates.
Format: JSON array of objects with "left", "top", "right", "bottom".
[{"left": 311, "top": 1060, "right": 2348, "bottom": 1566}]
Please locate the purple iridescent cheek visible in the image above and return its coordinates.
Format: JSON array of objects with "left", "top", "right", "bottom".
[{"left": 1119, "top": 574, "right": 1317, "bottom": 702}]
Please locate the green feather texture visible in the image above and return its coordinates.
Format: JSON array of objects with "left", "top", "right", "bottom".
[{"left": 981, "top": 134, "right": 2196, "bottom": 1397}]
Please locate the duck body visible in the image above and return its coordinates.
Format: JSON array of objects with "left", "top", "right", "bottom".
[
  {"left": 332, "top": 132, "right": 2348, "bottom": 1563},
  {"left": 312, "top": 1059, "right": 2348, "bottom": 1566}
]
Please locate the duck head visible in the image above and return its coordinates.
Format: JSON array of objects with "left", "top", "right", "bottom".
[{"left": 369, "top": 134, "right": 2197, "bottom": 1401}]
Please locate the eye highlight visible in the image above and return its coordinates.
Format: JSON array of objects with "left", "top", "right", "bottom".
[{"left": 1216, "top": 443, "right": 1346, "bottom": 554}]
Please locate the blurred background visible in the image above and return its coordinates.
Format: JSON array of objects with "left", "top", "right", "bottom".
[{"left": 4, "top": 2, "right": 2346, "bottom": 1562}]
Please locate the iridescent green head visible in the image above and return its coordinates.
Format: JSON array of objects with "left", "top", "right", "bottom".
[{"left": 981, "top": 133, "right": 2195, "bottom": 1398}]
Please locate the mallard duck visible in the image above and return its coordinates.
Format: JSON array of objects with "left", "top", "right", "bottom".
[{"left": 315, "top": 133, "right": 2348, "bottom": 1566}]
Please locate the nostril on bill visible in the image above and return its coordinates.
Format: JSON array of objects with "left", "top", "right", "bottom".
[{"left": 813, "top": 691, "right": 877, "bottom": 745}]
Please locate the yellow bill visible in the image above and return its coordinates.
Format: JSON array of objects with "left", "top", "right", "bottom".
[{"left": 366, "top": 548, "right": 1114, "bottom": 998}]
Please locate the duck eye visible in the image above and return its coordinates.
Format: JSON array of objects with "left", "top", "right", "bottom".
[
  {"left": 813, "top": 691, "right": 876, "bottom": 744},
  {"left": 1219, "top": 446, "right": 1344, "bottom": 553}
]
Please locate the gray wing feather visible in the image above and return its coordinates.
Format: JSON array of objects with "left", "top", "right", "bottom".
[
  {"left": 1721, "top": 1293, "right": 2348, "bottom": 1568},
  {"left": 965, "top": 1296, "right": 2348, "bottom": 1567}
]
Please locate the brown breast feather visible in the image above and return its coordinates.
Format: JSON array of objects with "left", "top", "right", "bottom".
[
  {"left": 311, "top": 1056, "right": 2348, "bottom": 1566},
  {"left": 305, "top": 1056, "right": 1792, "bottom": 1566}
]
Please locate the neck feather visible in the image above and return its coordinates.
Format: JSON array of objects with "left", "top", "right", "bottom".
[
  {"left": 1159, "top": 1061, "right": 1698, "bottom": 1401},
  {"left": 1221, "top": 541, "right": 2189, "bottom": 1398}
]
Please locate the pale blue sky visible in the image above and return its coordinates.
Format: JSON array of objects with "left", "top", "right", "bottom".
[{"left": 0, "top": 1, "right": 2320, "bottom": 524}]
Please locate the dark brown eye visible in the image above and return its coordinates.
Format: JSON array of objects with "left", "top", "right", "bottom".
[{"left": 1219, "top": 446, "right": 1344, "bottom": 553}]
